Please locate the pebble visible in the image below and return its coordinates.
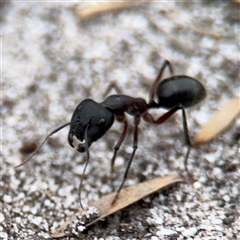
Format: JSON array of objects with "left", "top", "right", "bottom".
[
  {"left": 193, "top": 181, "right": 202, "bottom": 189},
  {"left": 156, "top": 228, "right": 176, "bottom": 236},
  {"left": 181, "top": 228, "right": 197, "bottom": 237},
  {"left": 3, "top": 195, "right": 12, "bottom": 203},
  {"left": 0, "top": 212, "right": 4, "bottom": 222},
  {"left": 223, "top": 195, "right": 230, "bottom": 202},
  {"left": 0, "top": 232, "right": 8, "bottom": 239}
]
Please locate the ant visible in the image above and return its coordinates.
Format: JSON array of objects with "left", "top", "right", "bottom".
[{"left": 16, "top": 60, "right": 206, "bottom": 209}]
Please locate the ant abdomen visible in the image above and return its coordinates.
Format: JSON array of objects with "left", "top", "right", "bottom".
[{"left": 156, "top": 76, "right": 206, "bottom": 109}]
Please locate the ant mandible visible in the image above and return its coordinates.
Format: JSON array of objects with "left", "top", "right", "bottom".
[{"left": 16, "top": 60, "right": 206, "bottom": 209}]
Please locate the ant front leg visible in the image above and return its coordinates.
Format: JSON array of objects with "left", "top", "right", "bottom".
[
  {"left": 149, "top": 60, "right": 174, "bottom": 104},
  {"left": 143, "top": 105, "right": 192, "bottom": 173},
  {"left": 111, "top": 114, "right": 128, "bottom": 172},
  {"left": 112, "top": 115, "right": 140, "bottom": 205}
]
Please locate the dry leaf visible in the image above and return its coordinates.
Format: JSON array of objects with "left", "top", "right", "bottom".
[
  {"left": 76, "top": 2, "right": 143, "bottom": 19},
  {"left": 194, "top": 96, "right": 240, "bottom": 144},
  {"left": 51, "top": 174, "right": 184, "bottom": 238}
]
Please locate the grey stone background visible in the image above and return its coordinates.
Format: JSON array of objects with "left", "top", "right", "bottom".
[{"left": 1, "top": 1, "right": 239, "bottom": 239}]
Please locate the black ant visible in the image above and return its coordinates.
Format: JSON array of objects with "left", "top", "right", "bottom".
[{"left": 16, "top": 60, "right": 206, "bottom": 209}]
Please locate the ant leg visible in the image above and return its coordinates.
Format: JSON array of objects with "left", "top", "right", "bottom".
[
  {"left": 111, "top": 115, "right": 128, "bottom": 172},
  {"left": 103, "top": 82, "right": 122, "bottom": 98},
  {"left": 149, "top": 60, "right": 174, "bottom": 103},
  {"left": 181, "top": 107, "right": 191, "bottom": 174},
  {"left": 143, "top": 105, "right": 181, "bottom": 125},
  {"left": 143, "top": 105, "right": 192, "bottom": 172},
  {"left": 112, "top": 116, "right": 140, "bottom": 204}
]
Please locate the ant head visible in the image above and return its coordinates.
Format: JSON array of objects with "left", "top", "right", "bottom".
[{"left": 68, "top": 99, "right": 114, "bottom": 153}]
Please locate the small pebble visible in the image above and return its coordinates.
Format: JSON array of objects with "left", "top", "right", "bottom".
[
  {"left": 0, "top": 232, "right": 8, "bottom": 239},
  {"left": 0, "top": 212, "right": 4, "bottom": 222},
  {"left": 3, "top": 195, "right": 12, "bottom": 203},
  {"left": 181, "top": 228, "right": 197, "bottom": 237}
]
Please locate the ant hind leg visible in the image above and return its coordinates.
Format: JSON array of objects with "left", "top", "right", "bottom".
[
  {"left": 143, "top": 105, "right": 192, "bottom": 174},
  {"left": 180, "top": 107, "right": 192, "bottom": 175}
]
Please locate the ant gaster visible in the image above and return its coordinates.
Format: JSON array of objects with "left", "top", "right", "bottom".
[{"left": 16, "top": 60, "right": 206, "bottom": 209}]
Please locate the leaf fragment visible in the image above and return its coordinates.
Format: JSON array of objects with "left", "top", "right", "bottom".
[
  {"left": 75, "top": 2, "right": 144, "bottom": 19},
  {"left": 51, "top": 174, "right": 184, "bottom": 238},
  {"left": 194, "top": 96, "right": 240, "bottom": 144}
]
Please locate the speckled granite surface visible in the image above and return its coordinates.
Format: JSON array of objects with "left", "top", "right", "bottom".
[{"left": 1, "top": 1, "right": 239, "bottom": 239}]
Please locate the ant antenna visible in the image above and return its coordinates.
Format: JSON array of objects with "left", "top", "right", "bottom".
[
  {"left": 78, "top": 124, "right": 90, "bottom": 210},
  {"left": 15, "top": 120, "right": 79, "bottom": 168}
]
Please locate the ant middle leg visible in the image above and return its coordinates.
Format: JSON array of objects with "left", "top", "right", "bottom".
[
  {"left": 112, "top": 116, "right": 140, "bottom": 204},
  {"left": 149, "top": 60, "right": 174, "bottom": 103},
  {"left": 111, "top": 114, "right": 128, "bottom": 172}
]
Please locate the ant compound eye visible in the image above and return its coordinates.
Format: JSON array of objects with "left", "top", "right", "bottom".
[
  {"left": 77, "top": 104, "right": 82, "bottom": 110},
  {"left": 98, "top": 118, "right": 106, "bottom": 126}
]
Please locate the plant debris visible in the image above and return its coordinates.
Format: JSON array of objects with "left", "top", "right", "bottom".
[
  {"left": 19, "top": 141, "right": 38, "bottom": 154},
  {"left": 193, "top": 96, "right": 240, "bottom": 144},
  {"left": 76, "top": 2, "right": 143, "bottom": 19},
  {"left": 51, "top": 174, "right": 184, "bottom": 238}
]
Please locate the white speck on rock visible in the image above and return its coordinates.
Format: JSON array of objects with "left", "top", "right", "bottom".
[
  {"left": 205, "top": 152, "right": 217, "bottom": 163},
  {"left": 0, "top": 212, "right": 4, "bottom": 222},
  {"left": 22, "top": 205, "right": 30, "bottom": 212},
  {"left": 193, "top": 181, "right": 202, "bottom": 189},
  {"left": 3, "top": 195, "right": 12, "bottom": 203},
  {"left": 77, "top": 225, "right": 86, "bottom": 232},
  {"left": 212, "top": 167, "right": 223, "bottom": 178},
  {"left": 16, "top": 217, "right": 21, "bottom": 223},
  {"left": 151, "top": 237, "right": 159, "bottom": 240},
  {"left": 0, "top": 232, "right": 8, "bottom": 239},
  {"left": 181, "top": 227, "right": 197, "bottom": 237},
  {"left": 44, "top": 199, "right": 53, "bottom": 207},
  {"left": 31, "top": 216, "right": 43, "bottom": 226},
  {"left": 156, "top": 228, "right": 176, "bottom": 236},
  {"left": 223, "top": 195, "right": 230, "bottom": 202}
]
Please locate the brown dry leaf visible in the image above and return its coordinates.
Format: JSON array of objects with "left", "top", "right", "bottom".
[
  {"left": 194, "top": 96, "right": 240, "bottom": 144},
  {"left": 76, "top": 2, "right": 144, "bottom": 19},
  {"left": 51, "top": 174, "right": 184, "bottom": 238}
]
